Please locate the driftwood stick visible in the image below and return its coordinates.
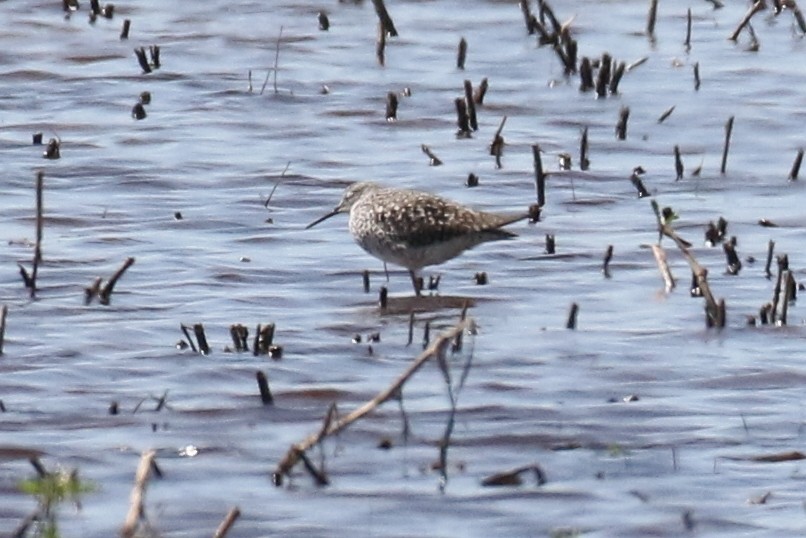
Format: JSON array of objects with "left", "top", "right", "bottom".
[
  {"left": 212, "top": 507, "right": 241, "bottom": 538},
  {"left": 121, "top": 449, "right": 157, "bottom": 538},
  {"left": 273, "top": 318, "right": 473, "bottom": 484}
]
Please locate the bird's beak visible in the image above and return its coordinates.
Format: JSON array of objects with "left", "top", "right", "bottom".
[{"left": 305, "top": 208, "right": 341, "bottom": 229}]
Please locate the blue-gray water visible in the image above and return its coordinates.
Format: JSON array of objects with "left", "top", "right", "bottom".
[{"left": 2, "top": 1, "right": 805, "bottom": 536}]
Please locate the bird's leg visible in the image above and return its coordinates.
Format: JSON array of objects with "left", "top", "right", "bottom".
[{"left": 409, "top": 270, "right": 422, "bottom": 297}]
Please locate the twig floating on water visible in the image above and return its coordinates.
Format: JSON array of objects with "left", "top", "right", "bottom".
[
  {"left": 213, "top": 507, "right": 241, "bottom": 538},
  {"left": 481, "top": 464, "right": 547, "bottom": 487}
]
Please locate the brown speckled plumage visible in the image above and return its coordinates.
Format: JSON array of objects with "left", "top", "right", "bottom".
[{"left": 307, "top": 182, "right": 527, "bottom": 295}]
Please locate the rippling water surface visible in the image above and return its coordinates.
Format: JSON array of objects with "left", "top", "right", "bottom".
[{"left": 2, "top": 1, "right": 806, "bottom": 536}]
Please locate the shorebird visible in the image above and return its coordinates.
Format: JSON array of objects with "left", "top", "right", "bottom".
[{"left": 306, "top": 182, "right": 528, "bottom": 296}]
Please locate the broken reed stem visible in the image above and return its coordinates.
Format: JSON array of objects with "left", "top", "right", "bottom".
[
  {"left": 764, "top": 239, "right": 775, "bottom": 279},
  {"left": 615, "top": 106, "right": 630, "bottom": 140},
  {"left": 788, "top": 148, "right": 803, "bottom": 180},
  {"left": 693, "top": 62, "right": 700, "bottom": 90},
  {"left": 376, "top": 21, "right": 386, "bottom": 66},
  {"left": 720, "top": 116, "right": 734, "bottom": 175},
  {"left": 674, "top": 145, "right": 684, "bottom": 180},
  {"left": 385, "top": 92, "right": 398, "bottom": 121},
  {"left": 99, "top": 257, "right": 135, "bottom": 305},
  {"left": 273, "top": 26, "right": 283, "bottom": 95},
  {"left": 473, "top": 77, "right": 488, "bottom": 105},
  {"left": 463, "top": 80, "right": 478, "bottom": 131},
  {"left": 602, "top": 245, "right": 613, "bottom": 277},
  {"left": 685, "top": 8, "right": 692, "bottom": 49},
  {"left": 566, "top": 302, "right": 579, "bottom": 329},
  {"left": 121, "top": 449, "right": 157, "bottom": 538},
  {"left": 770, "top": 255, "right": 787, "bottom": 323},
  {"left": 213, "top": 507, "right": 241, "bottom": 538},
  {"left": 371, "top": 0, "right": 398, "bottom": 37},
  {"left": 791, "top": 0, "right": 806, "bottom": 34},
  {"left": 256, "top": 371, "right": 274, "bottom": 405},
  {"left": 729, "top": 0, "right": 766, "bottom": 42},
  {"left": 30, "top": 171, "right": 44, "bottom": 299},
  {"left": 532, "top": 144, "right": 545, "bottom": 206},
  {"left": 421, "top": 144, "right": 443, "bottom": 166},
  {"left": 273, "top": 318, "right": 473, "bottom": 485},
  {"left": 647, "top": 0, "right": 659, "bottom": 38},
  {"left": 580, "top": 126, "right": 590, "bottom": 170},
  {"left": 0, "top": 304, "right": 7, "bottom": 355},
  {"left": 651, "top": 200, "right": 722, "bottom": 326},
  {"left": 651, "top": 243, "right": 676, "bottom": 291},
  {"left": 457, "top": 37, "right": 467, "bottom": 70}
]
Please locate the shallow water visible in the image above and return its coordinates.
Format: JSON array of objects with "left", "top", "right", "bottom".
[{"left": 1, "top": 0, "right": 806, "bottom": 536}]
